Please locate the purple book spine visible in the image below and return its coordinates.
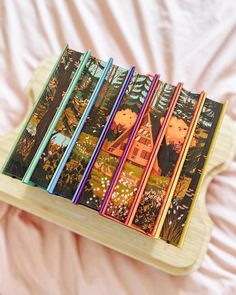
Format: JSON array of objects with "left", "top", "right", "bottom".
[
  {"left": 72, "top": 66, "right": 136, "bottom": 203},
  {"left": 100, "top": 74, "right": 159, "bottom": 213}
]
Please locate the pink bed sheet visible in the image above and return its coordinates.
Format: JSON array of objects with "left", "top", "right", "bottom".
[{"left": 1, "top": 0, "right": 236, "bottom": 294}]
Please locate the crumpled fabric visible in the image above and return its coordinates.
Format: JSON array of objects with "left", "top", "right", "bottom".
[{"left": 0, "top": 1, "right": 236, "bottom": 294}]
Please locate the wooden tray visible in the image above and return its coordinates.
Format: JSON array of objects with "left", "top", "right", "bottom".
[{"left": 0, "top": 56, "right": 235, "bottom": 275}]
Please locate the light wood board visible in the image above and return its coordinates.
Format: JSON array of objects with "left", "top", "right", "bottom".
[{"left": 0, "top": 56, "right": 235, "bottom": 275}]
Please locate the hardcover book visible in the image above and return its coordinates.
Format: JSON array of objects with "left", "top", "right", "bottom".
[
  {"left": 3, "top": 45, "right": 87, "bottom": 179},
  {"left": 28, "top": 56, "right": 112, "bottom": 188},
  {"left": 100, "top": 81, "right": 181, "bottom": 223},
  {"left": 129, "top": 89, "right": 206, "bottom": 236},
  {"left": 77, "top": 73, "right": 157, "bottom": 210},
  {"left": 2, "top": 45, "right": 227, "bottom": 249},
  {"left": 160, "top": 99, "right": 226, "bottom": 246},
  {"left": 50, "top": 63, "right": 135, "bottom": 198},
  {"left": 72, "top": 66, "right": 135, "bottom": 203}
]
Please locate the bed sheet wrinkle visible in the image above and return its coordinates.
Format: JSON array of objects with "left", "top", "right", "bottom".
[{"left": 0, "top": 0, "right": 236, "bottom": 294}]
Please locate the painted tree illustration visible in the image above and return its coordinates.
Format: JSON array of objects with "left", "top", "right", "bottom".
[
  {"left": 61, "top": 60, "right": 104, "bottom": 137},
  {"left": 86, "top": 59, "right": 105, "bottom": 94},
  {"left": 112, "top": 69, "right": 128, "bottom": 90},
  {"left": 197, "top": 99, "right": 216, "bottom": 130},
  {"left": 94, "top": 64, "right": 117, "bottom": 107},
  {"left": 154, "top": 83, "right": 175, "bottom": 118},
  {"left": 173, "top": 175, "right": 189, "bottom": 199},
  {"left": 126, "top": 75, "right": 152, "bottom": 113},
  {"left": 27, "top": 58, "right": 104, "bottom": 165},
  {"left": 103, "top": 68, "right": 127, "bottom": 108},
  {"left": 55, "top": 157, "right": 87, "bottom": 198},
  {"left": 84, "top": 67, "right": 128, "bottom": 137},
  {"left": 182, "top": 144, "right": 204, "bottom": 177},
  {"left": 25, "top": 56, "right": 78, "bottom": 165},
  {"left": 181, "top": 99, "right": 216, "bottom": 177},
  {"left": 173, "top": 89, "right": 198, "bottom": 125},
  {"left": 160, "top": 197, "right": 187, "bottom": 245},
  {"left": 84, "top": 106, "right": 106, "bottom": 137},
  {"left": 121, "top": 73, "right": 139, "bottom": 105}
]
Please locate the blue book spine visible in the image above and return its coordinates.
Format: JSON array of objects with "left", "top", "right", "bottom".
[
  {"left": 72, "top": 66, "right": 135, "bottom": 203},
  {"left": 47, "top": 58, "right": 113, "bottom": 193}
]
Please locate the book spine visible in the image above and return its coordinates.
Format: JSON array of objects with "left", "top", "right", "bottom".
[
  {"left": 100, "top": 74, "right": 160, "bottom": 214},
  {"left": 166, "top": 100, "right": 227, "bottom": 247},
  {"left": 125, "top": 82, "right": 184, "bottom": 225},
  {"left": 128, "top": 90, "right": 206, "bottom": 236},
  {"left": 1, "top": 44, "right": 69, "bottom": 176},
  {"left": 153, "top": 91, "right": 206, "bottom": 238},
  {"left": 72, "top": 66, "right": 136, "bottom": 204},
  {"left": 47, "top": 57, "right": 113, "bottom": 193},
  {"left": 76, "top": 72, "right": 150, "bottom": 211},
  {"left": 22, "top": 50, "right": 91, "bottom": 184}
]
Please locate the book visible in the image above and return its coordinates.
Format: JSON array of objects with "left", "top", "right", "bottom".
[
  {"left": 99, "top": 74, "right": 160, "bottom": 213},
  {"left": 22, "top": 49, "right": 91, "bottom": 183},
  {"left": 100, "top": 82, "right": 183, "bottom": 223},
  {"left": 48, "top": 63, "right": 136, "bottom": 198},
  {"left": 152, "top": 91, "right": 206, "bottom": 238},
  {"left": 28, "top": 56, "right": 112, "bottom": 189},
  {"left": 77, "top": 73, "right": 156, "bottom": 210},
  {"left": 128, "top": 89, "right": 206, "bottom": 236},
  {"left": 45, "top": 57, "right": 113, "bottom": 193},
  {"left": 160, "top": 99, "right": 227, "bottom": 246},
  {"left": 72, "top": 66, "right": 135, "bottom": 203},
  {"left": 2, "top": 45, "right": 88, "bottom": 180}
]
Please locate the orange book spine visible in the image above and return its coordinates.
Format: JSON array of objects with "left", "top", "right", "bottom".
[
  {"left": 100, "top": 75, "right": 160, "bottom": 219},
  {"left": 129, "top": 90, "right": 206, "bottom": 236},
  {"left": 126, "top": 82, "right": 184, "bottom": 225},
  {"left": 152, "top": 91, "right": 206, "bottom": 237}
]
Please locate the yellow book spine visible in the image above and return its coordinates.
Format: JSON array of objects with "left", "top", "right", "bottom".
[
  {"left": 154, "top": 93, "right": 207, "bottom": 238},
  {"left": 177, "top": 100, "right": 228, "bottom": 248}
]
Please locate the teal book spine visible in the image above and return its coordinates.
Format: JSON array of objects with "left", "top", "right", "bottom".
[
  {"left": 47, "top": 57, "right": 113, "bottom": 193},
  {"left": 22, "top": 50, "right": 91, "bottom": 183}
]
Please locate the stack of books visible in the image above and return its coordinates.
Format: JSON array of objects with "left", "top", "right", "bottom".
[{"left": 2, "top": 45, "right": 226, "bottom": 247}]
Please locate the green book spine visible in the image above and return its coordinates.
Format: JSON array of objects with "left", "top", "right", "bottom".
[
  {"left": 1, "top": 44, "right": 68, "bottom": 176},
  {"left": 22, "top": 50, "right": 91, "bottom": 183}
]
